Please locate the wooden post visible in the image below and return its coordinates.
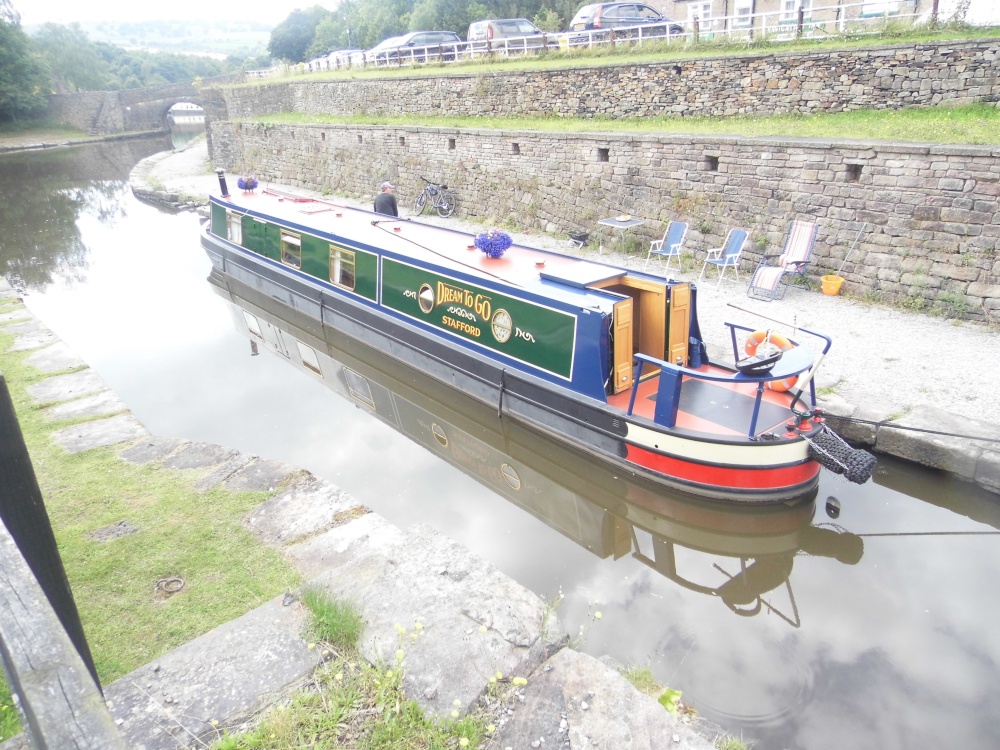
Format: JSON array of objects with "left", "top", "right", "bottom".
[
  {"left": 797, "top": 5, "right": 805, "bottom": 37},
  {"left": 0, "top": 371, "right": 100, "bottom": 690},
  {"left": 931, "top": 0, "right": 940, "bottom": 26}
]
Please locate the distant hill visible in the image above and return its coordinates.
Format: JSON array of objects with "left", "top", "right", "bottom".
[{"left": 25, "top": 19, "right": 271, "bottom": 58}]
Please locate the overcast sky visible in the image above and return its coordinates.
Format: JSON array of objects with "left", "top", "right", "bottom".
[{"left": 18, "top": 0, "right": 328, "bottom": 27}]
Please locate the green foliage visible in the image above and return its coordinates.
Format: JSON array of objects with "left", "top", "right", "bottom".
[
  {"left": 534, "top": 8, "right": 564, "bottom": 32},
  {"left": 658, "top": 687, "right": 683, "bottom": 715},
  {"left": 0, "top": 679, "right": 19, "bottom": 742},
  {"left": 302, "top": 590, "right": 364, "bottom": 651},
  {"left": 254, "top": 102, "right": 1000, "bottom": 147},
  {"left": 32, "top": 23, "right": 109, "bottom": 92},
  {"left": 0, "top": 17, "right": 50, "bottom": 123},
  {"left": 209, "top": 651, "right": 485, "bottom": 749},
  {"left": 620, "top": 665, "right": 661, "bottom": 696},
  {"left": 268, "top": 6, "right": 333, "bottom": 62},
  {"left": 716, "top": 734, "right": 754, "bottom": 750}
]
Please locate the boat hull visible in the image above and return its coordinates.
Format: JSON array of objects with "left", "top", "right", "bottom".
[{"left": 202, "top": 226, "right": 820, "bottom": 503}]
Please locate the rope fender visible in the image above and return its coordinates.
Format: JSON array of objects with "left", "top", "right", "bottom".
[{"left": 806, "top": 426, "right": 877, "bottom": 484}]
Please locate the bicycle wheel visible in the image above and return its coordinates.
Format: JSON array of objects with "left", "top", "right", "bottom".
[
  {"left": 436, "top": 191, "right": 456, "bottom": 218},
  {"left": 413, "top": 189, "right": 428, "bottom": 215}
]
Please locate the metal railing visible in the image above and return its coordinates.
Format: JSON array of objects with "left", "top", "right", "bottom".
[{"left": 244, "top": 1, "right": 986, "bottom": 79}]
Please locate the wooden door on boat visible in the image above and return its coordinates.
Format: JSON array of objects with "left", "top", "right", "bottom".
[
  {"left": 667, "top": 283, "right": 690, "bottom": 367},
  {"left": 612, "top": 297, "right": 634, "bottom": 394}
]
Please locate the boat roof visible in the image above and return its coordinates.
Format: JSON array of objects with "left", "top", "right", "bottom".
[{"left": 217, "top": 188, "right": 653, "bottom": 310}]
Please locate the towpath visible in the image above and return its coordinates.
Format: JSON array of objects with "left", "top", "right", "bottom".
[{"left": 133, "top": 136, "right": 1000, "bottom": 493}]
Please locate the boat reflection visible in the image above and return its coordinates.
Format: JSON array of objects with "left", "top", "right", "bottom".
[{"left": 209, "top": 269, "right": 865, "bottom": 626}]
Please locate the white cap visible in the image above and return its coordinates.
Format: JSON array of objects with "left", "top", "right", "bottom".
[{"left": 381, "top": 181, "right": 395, "bottom": 190}]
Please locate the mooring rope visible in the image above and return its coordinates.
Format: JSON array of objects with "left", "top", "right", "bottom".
[{"left": 821, "top": 413, "right": 1000, "bottom": 443}]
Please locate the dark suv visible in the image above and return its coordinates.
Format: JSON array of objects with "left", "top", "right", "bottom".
[
  {"left": 569, "top": 3, "right": 684, "bottom": 38},
  {"left": 367, "top": 31, "right": 463, "bottom": 64}
]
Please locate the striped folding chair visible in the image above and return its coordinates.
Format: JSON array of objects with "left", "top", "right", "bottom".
[{"left": 746, "top": 221, "right": 818, "bottom": 301}]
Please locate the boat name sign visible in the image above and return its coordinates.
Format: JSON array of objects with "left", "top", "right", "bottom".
[{"left": 382, "top": 258, "right": 577, "bottom": 379}]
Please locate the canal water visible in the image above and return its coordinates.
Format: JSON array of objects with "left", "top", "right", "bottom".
[{"left": 2, "top": 138, "right": 998, "bottom": 750}]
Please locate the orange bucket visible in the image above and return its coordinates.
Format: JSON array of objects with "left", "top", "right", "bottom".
[{"left": 821, "top": 275, "right": 844, "bottom": 296}]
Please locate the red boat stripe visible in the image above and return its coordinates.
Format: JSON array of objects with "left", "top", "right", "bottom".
[{"left": 626, "top": 444, "right": 819, "bottom": 490}]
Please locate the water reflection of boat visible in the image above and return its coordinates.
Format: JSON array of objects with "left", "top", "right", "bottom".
[
  {"left": 202, "top": 186, "right": 875, "bottom": 501},
  {"left": 210, "top": 270, "right": 864, "bottom": 624}
]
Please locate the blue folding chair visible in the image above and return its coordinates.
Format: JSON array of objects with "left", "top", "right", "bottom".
[
  {"left": 643, "top": 221, "right": 688, "bottom": 274},
  {"left": 698, "top": 228, "right": 748, "bottom": 287}
]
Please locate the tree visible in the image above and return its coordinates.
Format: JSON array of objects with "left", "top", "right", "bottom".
[
  {"left": 268, "top": 6, "right": 332, "bottom": 62},
  {"left": 0, "top": 10, "right": 50, "bottom": 123},
  {"left": 33, "top": 23, "right": 109, "bottom": 93}
]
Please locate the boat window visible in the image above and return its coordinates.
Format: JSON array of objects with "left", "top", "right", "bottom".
[
  {"left": 296, "top": 341, "right": 322, "bottom": 375},
  {"left": 242, "top": 312, "right": 263, "bottom": 339},
  {"left": 280, "top": 231, "right": 302, "bottom": 269},
  {"left": 227, "top": 212, "right": 242, "bottom": 244},
  {"left": 343, "top": 368, "right": 375, "bottom": 409},
  {"left": 330, "top": 245, "right": 356, "bottom": 290}
]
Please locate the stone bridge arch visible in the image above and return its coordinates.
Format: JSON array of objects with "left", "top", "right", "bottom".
[{"left": 46, "top": 73, "right": 242, "bottom": 137}]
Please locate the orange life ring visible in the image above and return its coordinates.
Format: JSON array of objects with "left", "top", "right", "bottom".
[{"left": 744, "top": 331, "right": 797, "bottom": 391}]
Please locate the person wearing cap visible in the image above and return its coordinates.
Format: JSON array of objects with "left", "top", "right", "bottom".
[{"left": 374, "top": 181, "right": 398, "bottom": 217}]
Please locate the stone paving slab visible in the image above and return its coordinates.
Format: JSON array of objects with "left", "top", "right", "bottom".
[
  {"left": 23, "top": 341, "right": 87, "bottom": 373},
  {"left": 162, "top": 442, "right": 240, "bottom": 471},
  {"left": 104, "top": 595, "right": 321, "bottom": 750},
  {"left": 246, "top": 475, "right": 367, "bottom": 546},
  {"left": 26, "top": 369, "right": 110, "bottom": 404},
  {"left": 304, "top": 522, "right": 567, "bottom": 718},
  {"left": 51, "top": 414, "right": 149, "bottom": 454},
  {"left": 120, "top": 437, "right": 187, "bottom": 465},
  {"left": 193, "top": 454, "right": 256, "bottom": 492},
  {"left": 492, "top": 648, "right": 713, "bottom": 750},
  {"left": 41, "top": 390, "right": 127, "bottom": 422},
  {"left": 8, "top": 327, "right": 57, "bottom": 352},
  {"left": 875, "top": 405, "right": 1000, "bottom": 481},
  {"left": 0, "top": 309, "right": 30, "bottom": 325},
  {"left": 221, "top": 457, "right": 301, "bottom": 492}
]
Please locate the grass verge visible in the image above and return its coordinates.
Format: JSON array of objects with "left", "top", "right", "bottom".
[
  {"left": 0, "top": 299, "right": 302, "bottom": 741},
  {"left": 211, "top": 592, "right": 487, "bottom": 750},
  {"left": 254, "top": 102, "right": 1000, "bottom": 146},
  {"left": 246, "top": 25, "right": 1000, "bottom": 85}
]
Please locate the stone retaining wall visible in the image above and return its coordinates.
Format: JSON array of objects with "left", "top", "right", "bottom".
[
  {"left": 213, "top": 39, "right": 1000, "bottom": 120},
  {"left": 209, "top": 120, "right": 1000, "bottom": 321}
]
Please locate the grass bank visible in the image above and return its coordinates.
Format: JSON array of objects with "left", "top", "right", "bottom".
[
  {"left": 256, "top": 102, "right": 1000, "bottom": 146},
  {"left": 258, "top": 24, "right": 1000, "bottom": 83},
  {"left": 0, "top": 296, "right": 301, "bottom": 741}
]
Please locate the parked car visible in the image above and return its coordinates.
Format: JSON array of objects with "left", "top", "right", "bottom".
[
  {"left": 366, "top": 31, "right": 464, "bottom": 64},
  {"left": 467, "top": 18, "right": 553, "bottom": 52},
  {"left": 569, "top": 3, "right": 684, "bottom": 39}
]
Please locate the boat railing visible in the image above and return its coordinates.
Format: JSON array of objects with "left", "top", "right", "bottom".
[{"left": 627, "top": 322, "right": 832, "bottom": 437}]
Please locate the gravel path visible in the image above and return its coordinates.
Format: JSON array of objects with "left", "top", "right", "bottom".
[{"left": 148, "top": 137, "right": 1000, "bottom": 428}]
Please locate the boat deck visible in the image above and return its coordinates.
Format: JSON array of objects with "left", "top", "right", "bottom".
[
  {"left": 226, "top": 189, "right": 634, "bottom": 306},
  {"left": 607, "top": 363, "right": 795, "bottom": 438}
]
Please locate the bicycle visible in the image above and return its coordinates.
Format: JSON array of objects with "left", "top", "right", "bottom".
[{"left": 413, "top": 176, "right": 457, "bottom": 218}]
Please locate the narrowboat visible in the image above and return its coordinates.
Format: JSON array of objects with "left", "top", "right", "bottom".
[
  {"left": 210, "top": 271, "right": 865, "bottom": 626},
  {"left": 201, "top": 178, "right": 875, "bottom": 502}
]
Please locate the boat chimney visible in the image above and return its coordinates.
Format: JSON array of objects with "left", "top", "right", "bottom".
[{"left": 215, "top": 168, "right": 230, "bottom": 198}]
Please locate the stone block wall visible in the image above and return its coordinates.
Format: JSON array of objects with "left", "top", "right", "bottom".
[
  {"left": 209, "top": 120, "right": 1000, "bottom": 321},
  {"left": 212, "top": 39, "right": 1000, "bottom": 120}
]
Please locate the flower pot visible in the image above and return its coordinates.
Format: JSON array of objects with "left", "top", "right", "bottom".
[{"left": 821, "top": 274, "right": 844, "bottom": 296}]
